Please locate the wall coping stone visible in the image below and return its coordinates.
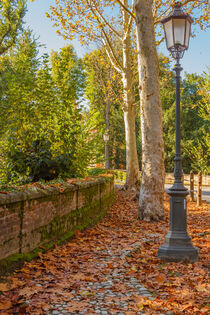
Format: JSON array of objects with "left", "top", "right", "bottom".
[{"left": 0, "top": 176, "right": 112, "bottom": 206}]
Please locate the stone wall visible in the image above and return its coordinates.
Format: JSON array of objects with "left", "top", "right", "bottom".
[{"left": 0, "top": 176, "right": 115, "bottom": 273}]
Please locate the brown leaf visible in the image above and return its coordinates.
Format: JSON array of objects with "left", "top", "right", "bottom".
[
  {"left": 137, "top": 303, "right": 144, "bottom": 310},
  {"left": 156, "top": 274, "right": 166, "bottom": 284},
  {"left": 0, "top": 283, "right": 10, "bottom": 292},
  {"left": 107, "top": 263, "right": 114, "bottom": 269},
  {"left": 19, "top": 285, "right": 43, "bottom": 297},
  {"left": 196, "top": 284, "right": 209, "bottom": 292},
  {"left": 0, "top": 300, "right": 12, "bottom": 310}
]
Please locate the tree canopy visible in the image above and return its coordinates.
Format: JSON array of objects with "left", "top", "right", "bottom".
[{"left": 0, "top": 0, "right": 26, "bottom": 56}]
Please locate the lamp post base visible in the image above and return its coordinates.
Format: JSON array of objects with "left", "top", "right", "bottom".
[
  {"left": 158, "top": 187, "right": 198, "bottom": 262},
  {"left": 158, "top": 234, "right": 198, "bottom": 262}
]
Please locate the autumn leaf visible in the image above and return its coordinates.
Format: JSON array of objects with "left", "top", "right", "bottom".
[
  {"left": 19, "top": 285, "right": 43, "bottom": 297},
  {"left": 0, "top": 190, "right": 209, "bottom": 314},
  {"left": 20, "top": 267, "right": 31, "bottom": 274},
  {"left": 130, "top": 265, "right": 137, "bottom": 272},
  {"left": 0, "top": 300, "right": 12, "bottom": 310},
  {"left": 196, "top": 284, "right": 209, "bottom": 292},
  {"left": 137, "top": 303, "right": 144, "bottom": 311},
  {"left": 0, "top": 283, "right": 10, "bottom": 292},
  {"left": 156, "top": 273, "right": 166, "bottom": 284},
  {"left": 107, "top": 263, "right": 114, "bottom": 269},
  {"left": 80, "top": 290, "right": 95, "bottom": 296}
]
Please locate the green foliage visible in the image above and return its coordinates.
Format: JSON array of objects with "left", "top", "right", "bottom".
[
  {"left": 7, "top": 138, "right": 82, "bottom": 182},
  {"left": 0, "top": 0, "right": 26, "bottom": 56},
  {"left": 181, "top": 71, "right": 210, "bottom": 173},
  {"left": 0, "top": 32, "right": 89, "bottom": 185},
  {"left": 160, "top": 61, "right": 210, "bottom": 174},
  {"left": 0, "top": 26, "right": 208, "bottom": 187},
  {"left": 83, "top": 48, "right": 130, "bottom": 169},
  {"left": 84, "top": 50, "right": 209, "bottom": 174},
  {"left": 87, "top": 168, "right": 107, "bottom": 176}
]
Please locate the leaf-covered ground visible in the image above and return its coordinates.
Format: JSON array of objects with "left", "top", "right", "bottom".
[{"left": 0, "top": 189, "right": 209, "bottom": 314}]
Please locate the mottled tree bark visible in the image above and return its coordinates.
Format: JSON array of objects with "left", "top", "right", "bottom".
[
  {"left": 105, "top": 97, "right": 110, "bottom": 170},
  {"left": 122, "top": 39, "right": 139, "bottom": 190},
  {"left": 121, "top": 0, "right": 140, "bottom": 191},
  {"left": 134, "top": 0, "right": 165, "bottom": 220}
]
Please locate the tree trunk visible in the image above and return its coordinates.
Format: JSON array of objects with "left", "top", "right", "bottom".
[
  {"left": 105, "top": 97, "right": 110, "bottom": 169},
  {"left": 123, "top": 103, "right": 140, "bottom": 190},
  {"left": 122, "top": 0, "right": 140, "bottom": 191},
  {"left": 134, "top": 0, "right": 165, "bottom": 220}
]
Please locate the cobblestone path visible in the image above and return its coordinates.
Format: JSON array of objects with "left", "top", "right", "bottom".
[{"left": 1, "top": 190, "right": 166, "bottom": 315}]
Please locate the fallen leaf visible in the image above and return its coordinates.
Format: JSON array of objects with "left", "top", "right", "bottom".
[
  {"left": 137, "top": 303, "right": 144, "bottom": 310},
  {"left": 107, "top": 263, "right": 114, "bottom": 269},
  {"left": 131, "top": 265, "right": 137, "bottom": 272},
  {"left": 80, "top": 290, "right": 95, "bottom": 296},
  {"left": 196, "top": 284, "right": 209, "bottom": 292},
  {"left": 156, "top": 274, "right": 166, "bottom": 284},
  {"left": 0, "top": 283, "right": 10, "bottom": 292},
  {"left": 0, "top": 300, "right": 12, "bottom": 310}
]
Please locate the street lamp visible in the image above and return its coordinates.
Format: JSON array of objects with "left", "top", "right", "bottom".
[
  {"left": 103, "top": 131, "right": 110, "bottom": 169},
  {"left": 158, "top": 2, "right": 198, "bottom": 262},
  {"left": 103, "top": 132, "right": 110, "bottom": 143}
]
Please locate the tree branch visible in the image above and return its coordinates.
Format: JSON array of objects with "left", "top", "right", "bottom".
[
  {"left": 123, "top": 0, "right": 135, "bottom": 39},
  {"left": 101, "top": 34, "right": 123, "bottom": 74},
  {"left": 86, "top": 1, "right": 123, "bottom": 73},
  {"left": 115, "top": 0, "right": 136, "bottom": 20},
  {"left": 89, "top": 1, "right": 123, "bottom": 40}
]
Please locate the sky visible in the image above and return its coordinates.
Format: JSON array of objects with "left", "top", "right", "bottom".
[{"left": 25, "top": 0, "right": 210, "bottom": 75}]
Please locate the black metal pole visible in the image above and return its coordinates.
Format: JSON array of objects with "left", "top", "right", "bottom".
[
  {"left": 174, "top": 59, "right": 182, "bottom": 185},
  {"left": 158, "top": 60, "right": 198, "bottom": 262}
]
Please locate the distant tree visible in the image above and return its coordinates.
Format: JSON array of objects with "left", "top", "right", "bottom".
[
  {"left": 48, "top": 0, "right": 140, "bottom": 191},
  {"left": 0, "top": 0, "right": 26, "bottom": 56},
  {"left": 181, "top": 71, "right": 210, "bottom": 174},
  {"left": 0, "top": 38, "right": 89, "bottom": 184},
  {"left": 0, "top": 30, "right": 40, "bottom": 183},
  {"left": 159, "top": 55, "right": 176, "bottom": 172},
  {"left": 0, "top": 30, "right": 39, "bottom": 140},
  {"left": 160, "top": 62, "right": 210, "bottom": 174},
  {"left": 84, "top": 48, "right": 126, "bottom": 169},
  {"left": 49, "top": 46, "right": 89, "bottom": 177}
]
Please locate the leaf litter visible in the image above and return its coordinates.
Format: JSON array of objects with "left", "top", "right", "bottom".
[{"left": 0, "top": 189, "right": 209, "bottom": 314}]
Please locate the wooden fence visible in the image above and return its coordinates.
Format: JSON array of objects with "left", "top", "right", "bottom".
[
  {"left": 110, "top": 169, "right": 209, "bottom": 206},
  {"left": 111, "top": 169, "right": 209, "bottom": 186}
]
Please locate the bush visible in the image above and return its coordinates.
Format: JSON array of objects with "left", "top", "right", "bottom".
[{"left": 6, "top": 138, "right": 82, "bottom": 183}]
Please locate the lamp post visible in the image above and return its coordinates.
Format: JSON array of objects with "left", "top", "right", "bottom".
[
  {"left": 103, "top": 131, "right": 110, "bottom": 169},
  {"left": 158, "top": 2, "right": 198, "bottom": 262}
]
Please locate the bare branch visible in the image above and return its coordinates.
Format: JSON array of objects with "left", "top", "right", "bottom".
[
  {"left": 115, "top": 0, "right": 136, "bottom": 20},
  {"left": 101, "top": 34, "right": 123, "bottom": 74},
  {"left": 86, "top": 1, "right": 123, "bottom": 73},
  {"left": 90, "top": 1, "right": 123, "bottom": 40},
  {"left": 123, "top": 0, "right": 135, "bottom": 39}
]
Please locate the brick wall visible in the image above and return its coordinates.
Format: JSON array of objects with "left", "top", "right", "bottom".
[{"left": 0, "top": 176, "right": 115, "bottom": 270}]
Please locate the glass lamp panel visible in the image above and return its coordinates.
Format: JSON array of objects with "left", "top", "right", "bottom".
[
  {"left": 164, "top": 20, "right": 173, "bottom": 49},
  {"left": 173, "top": 18, "right": 186, "bottom": 46},
  {"left": 104, "top": 133, "right": 109, "bottom": 141},
  {"left": 185, "top": 20, "right": 191, "bottom": 48}
]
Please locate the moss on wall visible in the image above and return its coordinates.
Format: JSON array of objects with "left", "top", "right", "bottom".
[{"left": 0, "top": 177, "right": 115, "bottom": 276}]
